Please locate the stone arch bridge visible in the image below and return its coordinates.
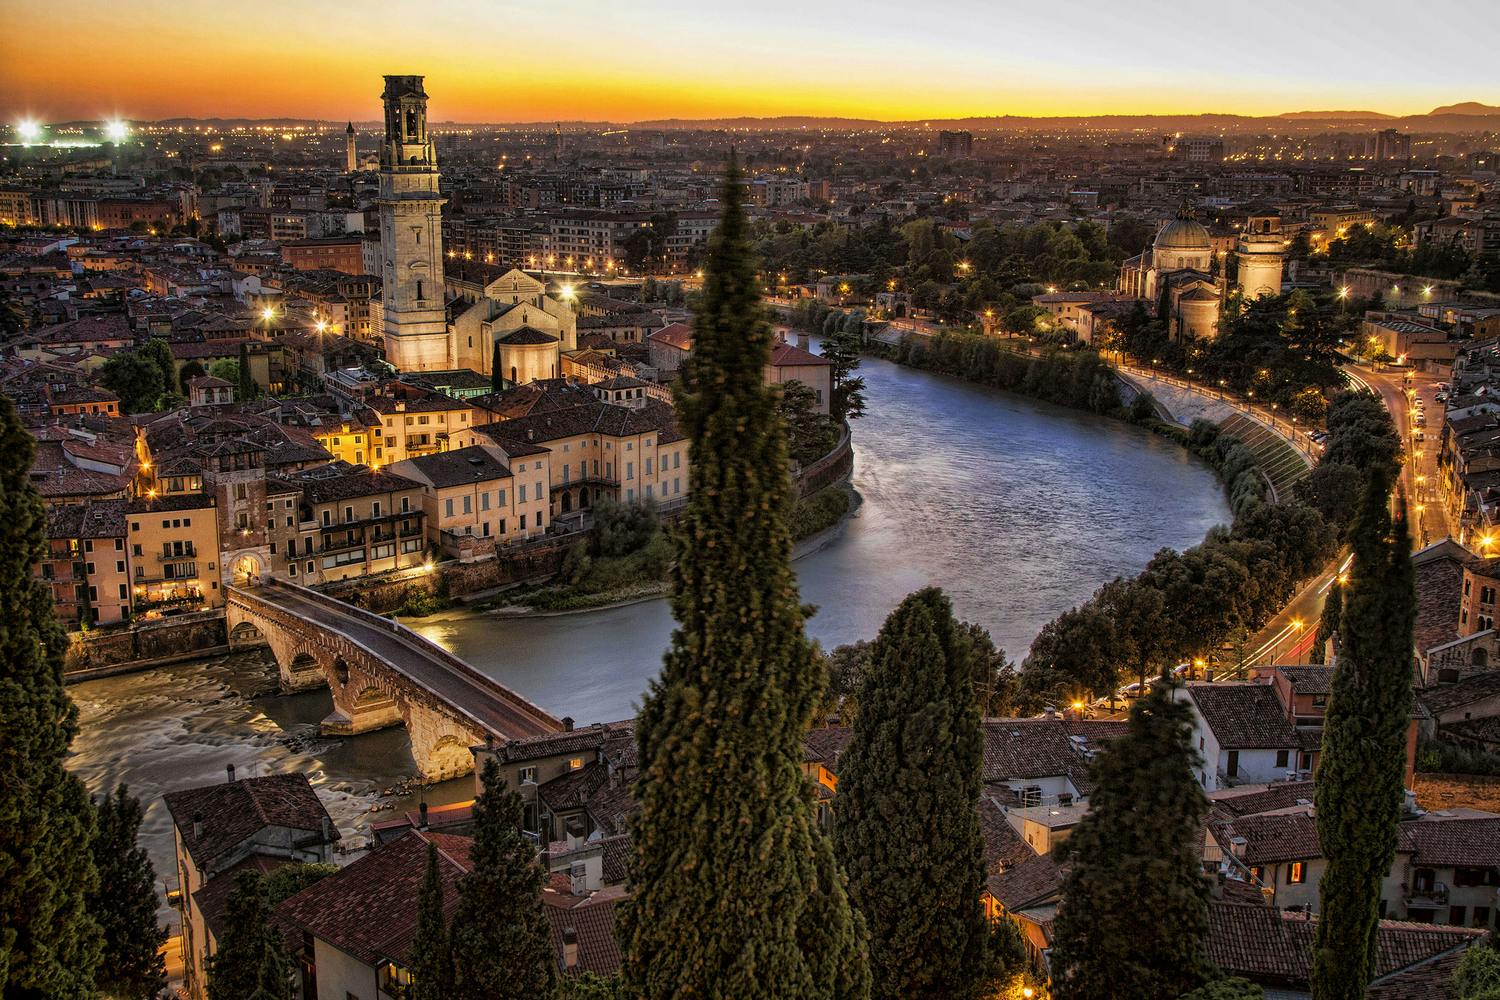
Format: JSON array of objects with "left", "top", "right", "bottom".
[{"left": 226, "top": 580, "right": 562, "bottom": 780}]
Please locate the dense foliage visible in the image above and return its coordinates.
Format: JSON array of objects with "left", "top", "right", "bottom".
[
  {"left": 622, "top": 156, "right": 871, "bottom": 1000},
  {"left": 450, "top": 758, "right": 554, "bottom": 1000},
  {"left": 206, "top": 871, "right": 292, "bottom": 1000},
  {"left": 1451, "top": 944, "right": 1500, "bottom": 1000},
  {"left": 0, "top": 392, "right": 103, "bottom": 999},
  {"left": 1311, "top": 475, "right": 1416, "bottom": 1000},
  {"left": 1050, "top": 683, "right": 1215, "bottom": 1000},
  {"left": 834, "top": 589, "right": 988, "bottom": 1000},
  {"left": 1020, "top": 410, "right": 1341, "bottom": 708},
  {"left": 890, "top": 332, "right": 1122, "bottom": 416},
  {"left": 89, "top": 786, "right": 167, "bottom": 1000}
]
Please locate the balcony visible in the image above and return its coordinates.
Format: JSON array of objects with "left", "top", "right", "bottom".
[
  {"left": 156, "top": 547, "right": 197, "bottom": 562},
  {"left": 1403, "top": 881, "right": 1450, "bottom": 908}
]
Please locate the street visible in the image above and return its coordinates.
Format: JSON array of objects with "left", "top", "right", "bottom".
[{"left": 1344, "top": 362, "right": 1449, "bottom": 547}]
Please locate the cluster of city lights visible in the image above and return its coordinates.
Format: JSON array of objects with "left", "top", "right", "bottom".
[{"left": 12, "top": 119, "right": 130, "bottom": 145}]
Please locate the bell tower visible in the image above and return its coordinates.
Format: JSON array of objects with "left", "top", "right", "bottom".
[
  {"left": 377, "top": 75, "right": 450, "bottom": 372},
  {"left": 344, "top": 121, "right": 357, "bottom": 173}
]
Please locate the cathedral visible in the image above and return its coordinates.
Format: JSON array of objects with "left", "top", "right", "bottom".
[
  {"left": 1119, "top": 204, "right": 1285, "bottom": 342},
  {"left": 375, "top": 75, "right": 576, "bottom": 382}
]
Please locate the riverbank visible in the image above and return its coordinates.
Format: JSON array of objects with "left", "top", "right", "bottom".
[{"left": 419, "top": 484, "right": 861, "bottom": 622}]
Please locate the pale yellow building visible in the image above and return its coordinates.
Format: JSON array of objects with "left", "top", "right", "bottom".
[
  {"left": 125, "top": 494, "right": 223, "bottom": 612},
  {"left": 388, "top": 443, "right": 552, "bottom": 559}
]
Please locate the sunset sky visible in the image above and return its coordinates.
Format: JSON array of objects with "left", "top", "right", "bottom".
[{"left": 3, "top": 0, "right": 1496, "bottom": 124}]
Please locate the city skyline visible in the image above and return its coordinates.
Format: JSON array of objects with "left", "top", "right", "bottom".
[{"left": 3, "top": 0, "right": 1497, "bottom": 124}]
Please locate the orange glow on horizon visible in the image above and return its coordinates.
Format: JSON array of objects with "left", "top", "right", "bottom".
[{"left": 0, "top": 1, "right": 1485, "bottom": 124}]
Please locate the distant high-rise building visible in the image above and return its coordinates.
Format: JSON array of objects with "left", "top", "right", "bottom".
[
  {"left": 1166, "top": 135, "right": 1225, "bottom": 163},
  {"left": 1372, "top": 128, "right": 1412, "bottom": 162},
  {"left": 938, "top": 130, "right": 974, "bottom": 158},
  {"left": 345, "top": 121, "right": 357, "bottom": 173},
  {"left": 377, "top": 75, "right": 450, "bottom": 372}
]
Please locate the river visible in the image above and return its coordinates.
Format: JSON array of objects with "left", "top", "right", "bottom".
[{"left": 68, "top": 345, "right": 1230, "bottom": 888}]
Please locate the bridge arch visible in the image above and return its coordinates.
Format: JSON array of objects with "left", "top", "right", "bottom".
[{"left": 228, "top": 620, "right": 265, "bottom": 649}]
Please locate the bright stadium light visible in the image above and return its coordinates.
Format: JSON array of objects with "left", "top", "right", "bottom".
[
  {"left": 105, "top": 120, "right": 128, "bottom": 142},
  {"left": 17, "top": 120, "right": 41, "bottom": 142}
]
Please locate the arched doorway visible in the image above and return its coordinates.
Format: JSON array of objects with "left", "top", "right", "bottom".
[
  {"left": 232, "top": 553, "right": 264, "bottom": 586},
  {"left": 561, "top": 491, "right": 573, "bottom": 513}
]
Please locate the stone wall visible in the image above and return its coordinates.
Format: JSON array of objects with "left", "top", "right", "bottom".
[{"left": 64, "top": 611, "right": 227, "bottom": 674}]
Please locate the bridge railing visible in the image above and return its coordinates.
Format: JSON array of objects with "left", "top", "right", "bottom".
[{"left": 242, "top": 580, "right": 564, "bottom": 734}]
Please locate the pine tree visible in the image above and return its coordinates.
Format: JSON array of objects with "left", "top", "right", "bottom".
[
  {"left": 90, "top": 786, "right": 167, "bottom": 1000},
  {"left": 0, "top": 391, "right": 103, "bottom": 999},
  {"left": 449, "top": 758, "right": 553, "bottom": 1000},
  {"left": 407, "top": 842, "right": 452, "bottom": 1000},
  {"left": 821, "top": 323, "right": 866, "bottom": 422},
  {"left": 833, "top": 588, "right": 988, "bottom": 1000},
  {"left": 1049, "top": 681, "right": 1215, "bottom": 1000},
  {"left": 621, "top": 154, "right": 870, "bottom": 1000},
  {"left": 205, "top": 871, "right": 291, "bottom": 1000},
  {"left": 1312, "top": 475, "right": 1415, "bottom": 1000}
]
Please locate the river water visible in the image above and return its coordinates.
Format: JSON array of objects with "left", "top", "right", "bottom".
[{"left": 68, "top": 346, "right": 1230, "bottom": 888}]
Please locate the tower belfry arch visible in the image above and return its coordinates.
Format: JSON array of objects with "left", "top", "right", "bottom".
[{"left": 377, "top": 75, "right": 451, "bottom": 372}]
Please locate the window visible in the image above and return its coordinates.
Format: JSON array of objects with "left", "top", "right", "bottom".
[
  {"left": 568, "top": 758, "right": 584, "bottom": 771},
  {"left": 1288, "top": 862, "right": 1306, "bottom": 884},
  {"left": 519, "top": 766, "right": 536, "bottom": 784},
  {"left": 1475, "top": 906, "right": 1491, "bottom": 928},
  {"left": 1451, "top": 906, "right": 1467, "bottom": 926},
  {"left": 372, "top": 501, "right": 382, "bottom": 518},
  {"left": 518, "top": 484, "right": 527, "bottom": 502},
  {"left": 1275, "top": 750, "right": 1290, "bottom": 769},
  {"left": 1226, "top": 751, "right": 1239, "bottom": 777},
  {"left": 344, "top": 505, "right": 354, "bottom": 523},
  {"left": 520, "top": 514, "right": 527, "bottom": 530},
  {"left": 445, "top": 498, "right": 454, "bottom": 518},
  {"left": 462, "top": 495, "right": 472, "bottom": 515}
]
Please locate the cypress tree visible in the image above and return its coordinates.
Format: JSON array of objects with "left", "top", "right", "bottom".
[
  {"left": 1049, "top": 681, "right": 1215, "bottom": 1000},
  {"left": 833, "top": 587, "right": 987, "bottom": 1000},
  {"left": 449, "top": 758, "right": 553, "bottom": 1000},
  {"left": 90, "top": 786, "right": 167, "bottom": 1000},
  {"left": 0, "top": 391, "right": 102, "bottom": 999},
  {"left": 622, "top": 155, "right": 870, "bottom": 1000},
  {"left": 491, "top": 340, "right": 504, "bottom": 393},
  {"left": 407, "top": 841, "right": 453, "bottom": 1000},
  {"left": 1311, "top": 475, "right": 1415, "bottom": 1000},
  {"left": 205, "top": 871, "right": 291, "bottom": 1000}
]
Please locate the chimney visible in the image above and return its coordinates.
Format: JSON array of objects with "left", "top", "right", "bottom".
[
  {"left": 321, "top": 816, "right": 332, "bottom": 846},
  {"left": 562, "top": 716, "right": 575, "bottom": 732},
  {"left": 418, "top": 801, "right": 429, "bottom": 830},
  {"left": 226, "top": 763, "right": 236, "bottom": 783},
  {"left": 1042, "top": 705, "right": 1057, "bottom": 720},
  {"left": 192, "top": 811, "right": 204, "bottom": 840},
  {"left": 562, "top": 927, "right": 579, "bottom": 970},
  {"left": 1229, "top": 835, "right": 1247, "bottom": 859}
]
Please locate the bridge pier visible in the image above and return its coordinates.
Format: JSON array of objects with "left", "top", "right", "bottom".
[{"left": 322, "top": 687, "right": 404, "bottom": 737}]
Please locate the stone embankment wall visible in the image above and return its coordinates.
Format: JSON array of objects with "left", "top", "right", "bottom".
[{"left": 64, "top": 610, "right": 228, "bottom": 679}]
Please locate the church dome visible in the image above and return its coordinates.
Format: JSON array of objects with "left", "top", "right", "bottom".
[{"left": 1154, "top": 216, "right": 1212, "bottom": 251}]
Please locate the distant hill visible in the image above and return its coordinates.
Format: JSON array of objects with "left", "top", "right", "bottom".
[
  {"left": 1279, "top": 110, "right": 1394, "bottom": 121},
  {"left": 1429, "top": 101, "right": 1500, "bottom": 116}
]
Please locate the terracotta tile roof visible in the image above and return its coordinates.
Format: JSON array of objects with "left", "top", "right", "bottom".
[
  {"left": 1414, "top": 540, "right": 1466, "bottom": 654},
  {"left": 980, "top": 717, "right": 1093, "bottom": 791},
  {"left": 802, "top": 726, "right": 854, "bottom": 771},
  {"left": 769, "top": 342, "right": 832, "bottom": 367},
  {"left": 1400, "top": 814, "right": 1500, "bottom": 867},
  {"left": 1213, "top": 807, "right": 1321, "bottom": 865},
  {"left": 984, "top": 854, "right": 1064, "bottom": 911},
  {"left": 476, "top": 398, "right": 683, "bottom": 448},
  {"left": 646, "top": 322, "right": 693, "bottom": 350},
  {"left": 538, "top": 762, "right": 610, "bottom": 813},
  {"left": 544, "top": 888, "right": 625, "bottom": 978},
  {"left": 1420, "top": 671, "right": 1500, "bottom": 715},
  {"left": 163, "top": 773, "right": 335, "bottom": 872},
  {"left": 1209, "top": 780, "right": 1317, "bottom": 819},
  {"left": 1443, "top": 715, "right": 1500, "bottom": 746},
  {"left": 46, "top": 499, "right": 127, "bottom": 539},
  {"left": 1208, "top": 902, "right": 1486, "bottom": 989},
  {"left": 396, "top": 445, "right": 513, "bottom": 489},
  {"left": 498, "top": 721, "right": 634, "bottom": 764},
  {"left": 277, "top": 829, "right": 471, "bottom": 967},
  {"left": 1278, "top": 665, "right": 1334, "bottom": 695},
  {"left": 978, "top": 795, "right": 1036, "bottom": 873},
  {"left": 1186, "top": 683, "right": 1300, "bottom": 750}
]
